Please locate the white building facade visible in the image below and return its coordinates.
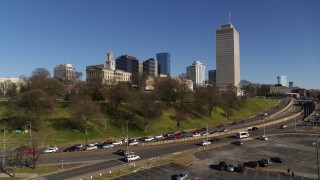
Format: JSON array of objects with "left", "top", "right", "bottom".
[{"left": 186, "top": 60, "right": 206, "bottom": 88}]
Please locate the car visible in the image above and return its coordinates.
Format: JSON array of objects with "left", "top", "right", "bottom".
[
  {"left": 101, "top": 143, "right": 114, "bottom": 149},
  {"left": 124, "top": 150, "right": 135, "bottom": 156},
  {"left": 176, "top": 172, "right": 188, "bottom": 180},
  {"left": 210, "top": 130, "right": 218, "bottom": 134},
  {"left": 174, "top": 133, "right": 182, "bottom": 139},
  {"left": 75, "top": 144, "right": 83, "bottom": 148},
  {"left": 220, "top": 128, "right": 230, "bottom": 132},
  {"left": 115, "top": 149, "right": 125, "bottom": 155},
  {"left": 202, "top": 131, "right": 209, "bottom": 136},
  {"left": 194, "top": 129, "right": 202, "bottom": 133},
  {"left": 144, "top": 137, "right": 155, "bottom": 142},
  {"left": 209, "top": 138, "right": 220, "bottom": 142},
  {"left": 269, "top": 157, "right": 283, "bottom": 163},
  {"left": 257, "top": 135, "right": 268, "bottom": 140},
  {"left": 243, "top": 161, "right": 258, "bottom": 168},
  {"left": 248, "top": 126, "right": 259, "bottom": 131},
  {"left": 217, "top": 124, "right": 224, "bottom": 128},
  {"left": 200, "top": 140, "right": 211, "bottom": 146},
  {"left": 126, "top": 154, "right": 140, "bottom": 162},
  {"left": 165, "top": 132, "right": 175, "bottom": 138},
  {"left": 47, "top": 145, "right": 58, "bottom": 151},
  {"left": 43, "top": 147, "right": 57, "bottom": 153},
  {"left": 231, "top": 122, "right": 238, "bottom": 125},
  {"left": 234, "top": 164, "right": 245, "bottom": 172},
  {"left": 226, "top": 164, "right": 235, "bottom": 172},
  {"left": 112, "top": 141, "right": 123, "bottom": 146},
  {"left": 257, "top": 159, "right": 270, "bottom": 167},
  {"left": 217, "top": 161, "right": 228, "bottom": 171},
  {"left": 280, "top": 125, "right": 288, "bottom": 129},
  {"left": 192, "top": 133, "right": 201, "bottom": 137},
  {"left": 129, "top": 141, "right": 139, "bottom": 146},
  {"left": 154, "top": 134, "right": 163, "bottom": 139},
  {"left": 84, "top": 144, "right": 98, "bottom": 151},
  {"left": 64, "top": 146, "right": 80, "bottom": 152},
  {"left": 232, "top": 141, "right": 243, "bottom": 146},
  {"left": 239, "top": 120, "right": 245, "bottom": 123}
]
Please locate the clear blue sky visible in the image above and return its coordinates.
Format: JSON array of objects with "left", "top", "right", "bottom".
[{"left": 1, "top": 0, "right": 319, "bottom": 89}]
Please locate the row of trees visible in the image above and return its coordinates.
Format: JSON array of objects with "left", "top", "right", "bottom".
[{"left": 3, "top": 68, "right": 278, "bottom": 135}]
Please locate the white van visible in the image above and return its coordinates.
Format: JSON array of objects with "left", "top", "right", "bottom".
[{"left": 236, "top": 132, "right": 250, "bottom": 139}]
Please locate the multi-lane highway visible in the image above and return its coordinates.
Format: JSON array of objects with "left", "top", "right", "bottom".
[{"left": 37, "top": 99, "right": 315, "bottom": 180}]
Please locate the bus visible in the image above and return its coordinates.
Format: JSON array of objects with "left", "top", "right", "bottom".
[{"left": 236, "top": 132, "right": 250, "bottom": 139}]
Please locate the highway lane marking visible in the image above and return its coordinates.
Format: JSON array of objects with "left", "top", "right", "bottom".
[{"left": 51, "top": 160, "right": 123, "bottom": 178}]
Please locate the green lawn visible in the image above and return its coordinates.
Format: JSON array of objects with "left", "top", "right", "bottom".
[{"left": 0, "top": 98, "right": 278, "bottom": 146}]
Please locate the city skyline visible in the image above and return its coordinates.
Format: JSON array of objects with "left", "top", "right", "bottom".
[{"left": 0, "top": 0, "right": 319, "bottom": 89}]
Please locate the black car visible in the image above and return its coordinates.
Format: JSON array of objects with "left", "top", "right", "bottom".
[
  {"left": 231, "top": 122, "right": 238, "bottom": 125},
  {"left": 64, "top": 146, "right": 80, "bottom": 152},
  {"left": 270, "top": 157, "right": 283, "bottom": 163},
  {"left": 232, "top": 141, "right": 243, "bottom": 146},
  {"left": 217, "top": 161, "right": 228, "bottom": 171},
  {"left": 243, "top": 161, "right": 258, "bottom": 168},
  {"left": 257, "top": 160, "right": 269, "bottom": 167},
  {"left": 251, "top": 127, "right": 259, "bottom": 131},
  {"left": 115, "top": 149, "right": 125, "bottom": 155},
  {"left": 209, "top": 138, "right": 220, "bottom": 142}
]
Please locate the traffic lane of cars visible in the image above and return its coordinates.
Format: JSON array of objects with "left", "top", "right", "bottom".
[{"left": 39, "top": 117, "right": 302, "bottom": 165}]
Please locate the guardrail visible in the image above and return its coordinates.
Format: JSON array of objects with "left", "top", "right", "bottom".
[{"left": 140, "top": 105, "right": 304, "bottom": 147}]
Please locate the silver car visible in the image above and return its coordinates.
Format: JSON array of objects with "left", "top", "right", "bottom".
[{"left": 176, "top": 172, "right": 188, "bottom": 180}]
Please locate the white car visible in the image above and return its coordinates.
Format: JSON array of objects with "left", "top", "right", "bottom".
[
  {"left": 154, "top": 134, "right": 163, "bottom": 139},
  {"left": 202, "top": 132, "right": 209, "bottom": 136},
  {"left": 129, "top": 141, "right": 139, "bottom": 146},
  {"left": 144, "top": 137, "right": 155, "bottom": 142},
  {"left": 101, "top": 143, "right": 114, "bottom": 149},
  {"left": 43, "top": 147, "right": 57, "bottom": 153},
  {"left": 176, "top": 172, "right": 188, "bottom": 180},
  {"left": 258, "top": 135, "right": 268, "bottom": 141},
  {"left": 112, "top": 141, "right": 123, "bottom": 146},
  {"left": 126, "top": 154, "right": 140, "bottom": 162},
  {"left": 192, "top": 133, "right": 201, "bottom": 137},
  {"left": 200, "top": 140, "right": 211, "bottom": 146},
  {"left": 280, "top": 125, "right": 288, "bottom": 129},
  {"left": 48, "top": 145, "right": 58, "bottom": 151},
  {"left": 221, "top": 128, "right": 230, "bottom": 132},
  {"left": 85, "top": 144, "right": 98, "bottom": 151}
]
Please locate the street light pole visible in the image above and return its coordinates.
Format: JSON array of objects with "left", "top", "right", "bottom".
[
  {"left": 2, "top": 129, "right": 6, "bottom": 169},
  {"left": 313, "top": 138, "right": 320, "bottom": 180},
  {"left": 28, "top": 121, "right": 32, "bottom": 147}
]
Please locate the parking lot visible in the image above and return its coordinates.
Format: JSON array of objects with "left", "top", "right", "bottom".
[{"left": 113, "top": 133, "right": 318, "bottom": 180}]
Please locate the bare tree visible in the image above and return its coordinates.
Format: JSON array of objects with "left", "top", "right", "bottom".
[
  {"left": 70, "top": 100, "right": 100, "bottom": 134},
  {"left": 137, "top": 92, "right": 162, "bottom": 132},
  {"left": 16, "top": 89, "right": 54, "bottom": 130}
]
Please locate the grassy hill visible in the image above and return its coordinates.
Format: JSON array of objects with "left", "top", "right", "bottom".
[{"left": 0, "top": 98, "right": 278, "bottom": 146}]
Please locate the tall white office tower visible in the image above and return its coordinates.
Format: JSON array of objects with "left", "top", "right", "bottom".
[
  {"left": 186, "top": 60, "right": 206, "bottom": 88},
  {"left": 216, "top": 24, "right": 240, "bottom": 88}
]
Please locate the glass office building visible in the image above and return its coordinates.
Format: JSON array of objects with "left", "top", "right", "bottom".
[{"left": 156, "top": 53, "right": 170, "bottom": 76}]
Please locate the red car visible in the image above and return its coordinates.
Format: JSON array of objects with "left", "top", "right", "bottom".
[
  {"left": 194, "top": 129, "right": 202, "bottom": 133},
  {"left": 217, "top": 124, "right": 224, "bottom": 128},
  {"left": 174, "top": 133, "right": 182, "bottom": 139}
]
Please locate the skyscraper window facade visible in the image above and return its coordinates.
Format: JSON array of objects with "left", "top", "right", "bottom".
[
  {"left": 216, "top": 24, "right": 240, "bottom": 88},
  {"left": 208, "top": 70, "right": 216, "bottom": 85},
  {"left": 116, "top": 55, "right": 139, "bottom": 74},
  {"left": 156, "top": 53, "right": 170, "bottom": 76},
  {"left": 186, "top": 60, "right": 205, "bottom": 88},
  {"left": 143, "top": 58, "right": 158, "bottom": 77}
]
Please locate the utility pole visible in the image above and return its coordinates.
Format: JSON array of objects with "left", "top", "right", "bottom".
[
  {"left": 126, "top": 120, "right": 129, "bottom": 153},
  {"left": 2, "top": 129, "right": 6, "bottom": 169},
  {"left": 29, "top": 121, "right": 32, "bottom": 147},
  {"left": 313, "top": 138, "right": 320, "bottom": 180}
]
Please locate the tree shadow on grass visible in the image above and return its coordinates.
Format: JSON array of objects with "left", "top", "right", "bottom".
[{"left": 50, "top": 117, "right": 77, "bottom": 130}]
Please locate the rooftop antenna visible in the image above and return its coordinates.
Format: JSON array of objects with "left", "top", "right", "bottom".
[{"left": 229, "top": 13, "right": 231, "bottom": 24}]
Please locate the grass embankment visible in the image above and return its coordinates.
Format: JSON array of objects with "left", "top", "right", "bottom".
[{"left": 0, "top": 98, "right": 278, "bottom": 146}]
